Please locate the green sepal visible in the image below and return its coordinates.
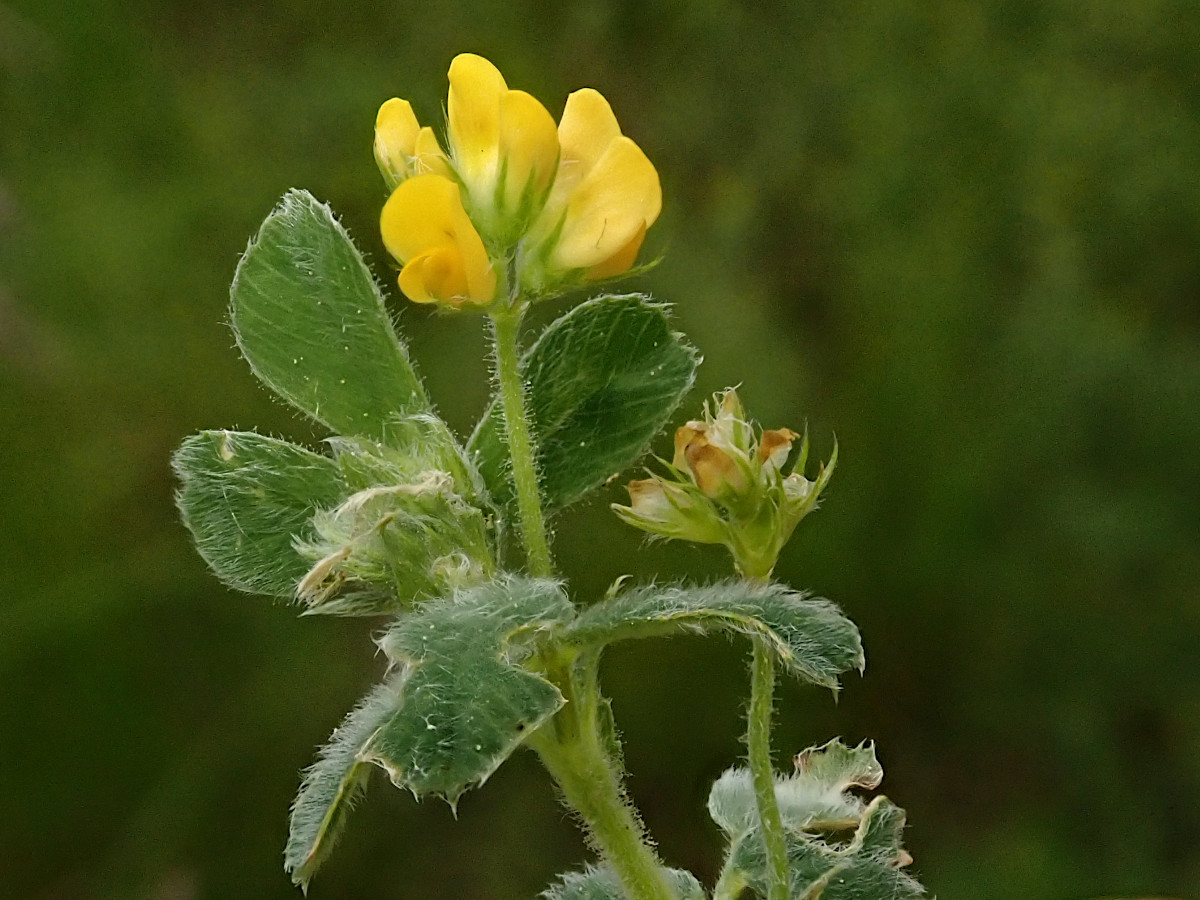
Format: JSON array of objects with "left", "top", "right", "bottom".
[
  {"left": 284, "top": 678, "right": 402, "bottom": 889},
  {"left": 542, "top": 865, "right": 707, "bottom": 900},
  {"left": 230, "top": 189, "right": 429, "bottom": 441},
  {"left": 365, "top": 577, "right": 574, "bottom": 802},
  {"left": 469, "top": 294, "right": 699, "bottom": 511},
  {"left": 172, "top": 430, "right": 347, "bottom": 597},
  {"left": 563, "top": 580, "right": 864, "bottom": 691}
]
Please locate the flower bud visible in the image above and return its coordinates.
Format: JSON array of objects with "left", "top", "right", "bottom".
[{"left": 613, "top": 389, "right": 836, "bottom": 578}]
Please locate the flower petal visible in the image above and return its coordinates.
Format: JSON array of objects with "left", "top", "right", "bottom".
[
  {"left": 412, "top": 126, "right": 451, "bottom": 178},
  {"left": 758, "top": 428, "right": 800, "bottom": 473},
  {"left": 374, "top": 98, "right": 421, "bottom": 186},
  {"left": 586, "top": 222, "right": 646, "bottom": 281},
  {"left": 447, "top": 53, "right": 507, "bottom": 188},
  {"left": 551, "top": 136, "right": 662, "bottom": 270},
  {"left": 498, "top": 89, "right": 560, "bottom": 211},
  {"left": 558, "top": 88, "right": 622, "bottom": 177},
  {"left": 398, "top": 247, "right": 468, "bottom": 305},
  {"left": 380, "top": 173, "right": 496, "bottom": 305}
]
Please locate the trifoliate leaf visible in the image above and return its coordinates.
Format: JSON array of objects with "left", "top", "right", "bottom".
[
  {"left": 284, "top": 678, "right": 402, "bottom": 889},
  {"left": 564, "top": 580, "right": 863, "bottom": 691},
  {"left": 469, "top": 294, "right": 699, "bottom": 511},
  {"left": 173, "top": 430, "right": 347, "bottom": 597},
  {"left": 231, "top": 189, "right": 429, "bottom": 440},
  {"left": 364, "top": 577, "right": 574, "bottom": 802},
  {"left": 541, "top": 864, "right": 706, "bottom": 900}
]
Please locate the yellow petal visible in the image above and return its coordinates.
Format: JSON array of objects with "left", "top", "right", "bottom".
[
  {"left": 586, "top": 222, "right": 646, "bottom": 281},
  {"left": 498, "top": 89, "right": 560, "bottom": 211},
  {"left": 380, "top": 173, "right": 497, "bottom": 305},
  {"left": 412, "top": 126, "right": 451, "bottom": 178},
  {"left": 447, "top": 53, "right": 507, "bottom": 187},
  {"left": 374, "top": 98, "right": 421, "bottom": 184},
  {"left": 551, "top": 136, "right": 662, "bottom": 270},
  {"left": 398, "top": 247, "right": 468, "bottom": 305},
  {"left": 558, "top": 88, "right": 622, "bottom": 177}
]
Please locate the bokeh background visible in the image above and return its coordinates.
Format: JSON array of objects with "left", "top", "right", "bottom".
[{"left": 3, "top": 1, "right": 1199, "bottom": 898}]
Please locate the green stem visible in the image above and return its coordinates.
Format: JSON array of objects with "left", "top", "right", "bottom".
[
  {"left": 748, "top": 634, "right": 789, "bottom": 900},
  {"left": 489, "top": 307, "right": 554, "bottom": 578},
  {"left": 531, "top": 652, "right": 674, "bottom": 900}
]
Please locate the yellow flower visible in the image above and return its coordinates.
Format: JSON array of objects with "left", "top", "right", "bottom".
[
  {"left": 526, "top": 88, "right": 661, "bottom": 286},
  {"left": 447, "top": 53, "right": 560, "bottom": 236},
  {"left": 380, "top": 173, "right": 497, "bottom": 308},
  {"left": 375, "top": 53, "right": 660, "bottom": 306}
]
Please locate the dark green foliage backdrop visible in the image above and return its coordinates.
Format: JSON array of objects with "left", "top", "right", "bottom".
[{"left": 2, "top": 1, "right": 1198, "bottom": 897}]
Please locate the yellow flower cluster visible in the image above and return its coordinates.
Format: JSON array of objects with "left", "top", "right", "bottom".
[{"left": 375, "top": 54, "right": 662, "bottom": 310}]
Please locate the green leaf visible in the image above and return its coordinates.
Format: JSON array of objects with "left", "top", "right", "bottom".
[
  {"left": 230, "top": 189, "right": 428, "bottom": 440},
  {"left": 709, "top": 740, "right": 884, "bottom": 839},
  {"left": 173, "top": 430, "right": 347, "bottom": 597},
  {"left": 365, "top": 577, "right": 574, "bottom": 802},
  {"left": 469, "top": 294, "right": 699, "bottom": 510},
  {"left": 542, "top": 865, "right": 706, "bottom": 900},
  {"left": 564, "top": 581, "right": 864, "bottom": 691},
  {"left": 725, "top": 798, "right": 925, "bottom": 900},
  {"left": 711, "top": 740, "right": 925, "bottom": 900},
  {"left": 284, "top": 678, "right": 402, "bottom": 889}
]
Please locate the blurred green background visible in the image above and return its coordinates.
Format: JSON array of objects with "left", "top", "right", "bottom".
[{"left": 3, "top": 0, "right": 1199, "bottom": 897}]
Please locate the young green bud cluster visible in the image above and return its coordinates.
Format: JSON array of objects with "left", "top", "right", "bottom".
[{"left": 612, "top": 389, "right": 837, "bottom": 579}]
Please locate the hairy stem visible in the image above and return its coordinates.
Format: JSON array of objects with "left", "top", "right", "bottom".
[
  {"left": 748, "top": 634, "right": 789, "bottom": 900},
  {"left": 531, "top": 652, "right": 675, "bottom": 900},
  {"left": 489, "top": 307, "right": 554, "bottom": 578}
]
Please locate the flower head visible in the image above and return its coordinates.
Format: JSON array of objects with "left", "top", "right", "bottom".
[
  {"left": 612, "top": 389, "right": 837, "bottom": 578},
  {"left": 375, "top": 53, "right": 661, "bottom": 309}
]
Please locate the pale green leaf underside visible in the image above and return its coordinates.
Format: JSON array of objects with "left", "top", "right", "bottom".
[
  {"left": 564, "top": 581, "right": 864, "bottom": 690},
  {"left": 231, "top": 189, "right": 428, "bottom": 441},
  {"left": 367, "top": 577, "right": 574, "bottom": 801},
  {"left": 469, "top": 294, "right": 699, "bottom": 511},
  {"left": 542, "top": 865, "right": 706, "bottom": 900},
  {"left": 173, "top": 430, "right": 347, "bottom": 597},
  {"left": 284, "top": 678, "right": 402, "bottom": 888},
  {"left": 709, "top": 740, "right": 885, "bottom": 839}
]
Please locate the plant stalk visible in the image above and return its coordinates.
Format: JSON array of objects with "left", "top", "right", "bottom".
[
  {"left": 489, "top": 306, "right": 554, "bottom": 578},
  {"left": 531, "top": 653, "right": 675, "bottom": 900},
  {"left": 748, "top": 634, "right": 789, "bottom": 900}
]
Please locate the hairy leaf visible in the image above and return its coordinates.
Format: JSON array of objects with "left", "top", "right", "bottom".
[
  {"left": 709, "top": 740, "right": 884, "bottom": 839},
  {"left": 541, "top": 865, "right": 706, "bottom": 900},
  {"left": 469, "top": 294, "right": 699, "bottom": 510},
  {"left": 284, "top": 678, "right": 402, "bottom": 889},
  {"left": 712, "top": 740, "right": 924, "bottom": 900},
  {"left": 365, "top": 577, "right": 574, "bottom": 801},
  {"left": 173, "top": 430, "right": 347, "bottom": 597},
  {"left": 725, "top": 797, "right": 924, "bottom": 900},
  {"left": 231, "top": 189, "right": 428, "bottom": 440},
  {"left": 564, "top": 580, "right": 864, "bottom": 690}
]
